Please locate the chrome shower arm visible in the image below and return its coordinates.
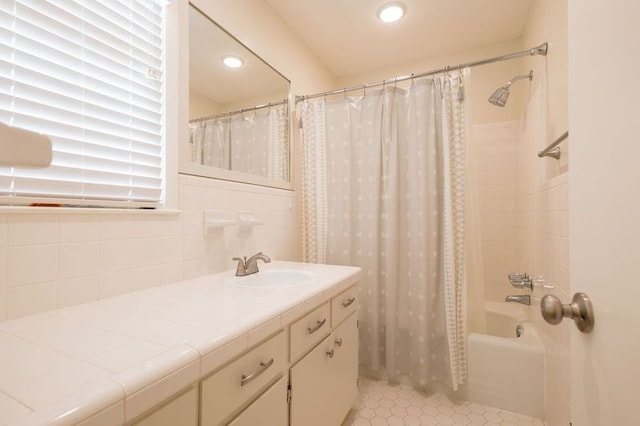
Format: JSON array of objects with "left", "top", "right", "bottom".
[{"left": 507, "top": 70, "right": 534, "bottom": 87}]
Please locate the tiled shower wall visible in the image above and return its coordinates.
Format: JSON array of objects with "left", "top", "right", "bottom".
[
  {"left": 529, "top": 175, "right": 570, "bottom": 426},
  {"left": 470, "top": 121, "right": 524, "bottom": 303},
  {"left": 470, "top": 117, "right": 570, "bottom": 425},
  {"left": 0, "top": 174, "right": 298, "bottom": 321}
]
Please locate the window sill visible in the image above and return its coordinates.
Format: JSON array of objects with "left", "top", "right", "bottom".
[{"left": 0, "top": 206, "right": 181, "bottom": 215}]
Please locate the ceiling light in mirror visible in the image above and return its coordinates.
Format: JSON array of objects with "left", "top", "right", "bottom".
[
  {"left": 378, "top": 2, "right": 406, "bottom": 23},
  {"left": 222, "top": 55, "right": 244, "bottom": 68}
]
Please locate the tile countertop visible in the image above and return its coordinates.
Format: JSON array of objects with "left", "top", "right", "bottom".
[{"left": 0, "top": 261, "right": 361, "bottom": 426}]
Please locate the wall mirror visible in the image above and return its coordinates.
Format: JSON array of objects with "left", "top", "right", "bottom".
[{"left": 182, "top": 4, "right": 291, "bottom": 189}]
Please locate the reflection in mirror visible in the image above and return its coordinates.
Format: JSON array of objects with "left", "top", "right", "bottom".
[{"left": 186, "top": 4, "right": 291, "bottom": 184}]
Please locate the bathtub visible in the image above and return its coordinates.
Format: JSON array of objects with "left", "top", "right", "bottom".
[{"left": 463, "top": 302, "right": 545, "bottom": 419}]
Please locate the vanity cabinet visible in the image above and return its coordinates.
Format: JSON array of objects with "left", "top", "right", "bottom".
[
  {"left": 131, "top": 386, "right": 198, "bottom": 426},
  {"left": 132, "top": 285, "right": 358, "bottom": 426},
  {"left": 289, "top": 312, "right": 358, "bottom": 426}
]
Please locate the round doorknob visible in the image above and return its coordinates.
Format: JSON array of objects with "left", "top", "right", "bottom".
[{"left": 540, "top": 292, "right": 594, "bottom": 333}]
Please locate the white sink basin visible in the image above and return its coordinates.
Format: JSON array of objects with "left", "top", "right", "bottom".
[{"left": 223, "top": 269, "right": 316, "bottom": 288}]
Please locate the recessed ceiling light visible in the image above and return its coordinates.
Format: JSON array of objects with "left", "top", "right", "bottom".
[
  {"left": 222, "top": 56, "right": 243, "bottom": 68},
  {"left": 378, "top": 2, "right": 406, "bottom": 23}
]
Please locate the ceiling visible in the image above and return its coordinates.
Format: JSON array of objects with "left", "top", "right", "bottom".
[{"left": 265, "top": 0, "right": 533, "bottom": 77}]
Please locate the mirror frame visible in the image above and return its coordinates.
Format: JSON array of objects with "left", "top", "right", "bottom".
[{"left": 180, "top": 2, "right": 294, "bottom": 191}]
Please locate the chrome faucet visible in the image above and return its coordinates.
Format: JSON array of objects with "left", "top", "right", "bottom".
[
  {"left": 232, "top": 252, "right": 271, "bottom": 276},
  {"left": 505, "top": 295, "right": 531, "bottom": 305}
]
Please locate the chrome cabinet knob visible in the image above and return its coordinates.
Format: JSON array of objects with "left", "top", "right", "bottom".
[{"left": 540, "top": 292, "right": 594, "bottom": 333}]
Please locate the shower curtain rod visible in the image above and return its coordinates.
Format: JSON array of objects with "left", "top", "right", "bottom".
[
  {"left": 295, "top": 42, "right": 548, "bottom": 102},
  {"left": 189, "top": 98, "right": 288, "bottom": 124}
]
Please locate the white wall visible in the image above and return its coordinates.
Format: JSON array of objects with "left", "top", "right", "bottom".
[
  {"left": 0, "top": 0, "right": 336, "bottom": 321},
  {"left": 189, "top": 91, "right": 223, "bottom": 120},
  {"left": 569, "top": 1, "right": 640, "bottom": 424}
]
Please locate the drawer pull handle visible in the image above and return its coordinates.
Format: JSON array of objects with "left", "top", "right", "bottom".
[
  {"left": 240, "top": 358, "right": 274, "bottom": 387},
  {"left": 326, "top": 349, "right": 335, "bottom": 358},
  {"left": 307, "top": 318, "right": 327, "bottom": 334},
  {"left": 335, "top": 337, "right": 343, "bottom": 347},
  {"left": 342, "top": 297, "right": 356, "bottom": 308}
]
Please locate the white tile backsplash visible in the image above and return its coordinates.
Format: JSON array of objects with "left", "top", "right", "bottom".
[
  {"left": 8, "top": 215, "right": 59, "bottom": 246},
  {"left": 7, "top": 282, "right": 58, "bottom": 319},
  {"left": 7, "top": 245, "right": 59, "bottom": 287},
  {"left": 58, "top": 276, "right": 100, "bottom": 308},
  {"left": 0, "top": 175, "right": 298, "bottom": 320},
  {"left": 59, "top": 242, "right": 100, "bottom": 279},
  {"left": 59, "top": 215, "right": 100, "bottom": 243}
]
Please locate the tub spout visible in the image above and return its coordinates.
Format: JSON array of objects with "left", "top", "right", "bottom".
[{"left": 505, "top": 295, "right": 531, "bottom": 305}]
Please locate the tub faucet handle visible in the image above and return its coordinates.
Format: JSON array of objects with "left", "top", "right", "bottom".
[{"left": 508, "top": 272, "right": 533, "bottom": 290}]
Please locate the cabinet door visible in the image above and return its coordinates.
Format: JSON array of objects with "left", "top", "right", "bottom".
[
  {"left": 227, "top": 376, "right": 288, "bottom": 426},
  {"left": 290, "top": 313, "right": 358, "bottom": 426},
  {"left": 330, "top": 313, "right": 359, "bottom": 423},
  {"left": 132, "top": 386, "right": 198, "bottom": 426},
  {"left": 290, "top": 334, "right": 335, "bottom": 426}
]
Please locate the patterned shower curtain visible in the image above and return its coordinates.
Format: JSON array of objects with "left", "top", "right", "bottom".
[{"left": 299, "top": 71, "right": 468, "bottom": 391}]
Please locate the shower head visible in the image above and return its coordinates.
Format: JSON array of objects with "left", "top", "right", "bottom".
[{"left": 488, "top": 70, "right": 533, "bottom": 107}]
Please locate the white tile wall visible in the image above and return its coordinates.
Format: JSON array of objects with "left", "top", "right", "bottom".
[
  {"left": 470, "top": 121, "right": 524, "bottom": 303},
  {"left": 0, "top": 175, "right": 298, "bottom": 321},
  {"left": 528, "top": 175, "right": 571, "bottom": 426}
]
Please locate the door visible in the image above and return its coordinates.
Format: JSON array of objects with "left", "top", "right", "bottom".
[{"left": 569, "top": 1, "right": 640, "bottom": 424}]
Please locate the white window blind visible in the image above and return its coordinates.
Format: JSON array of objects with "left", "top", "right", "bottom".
[{"left": 0, "top": 0, "right": 166, "bottom": 207}]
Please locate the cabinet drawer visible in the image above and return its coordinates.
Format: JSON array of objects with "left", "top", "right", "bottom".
[
  {"left": 331, "top": 285, "right": 358, "bottom": 327},
  {"left": 290, "top": 302, "right": 330, "bottom": 361},
  {"left": 201, "top": 331, "right": 286, "bottom": 426},
  {"left": 227, "top": 376, "right": 288, "bottom": 426}
]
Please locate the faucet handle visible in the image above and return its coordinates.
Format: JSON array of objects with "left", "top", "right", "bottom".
[
  {"left": 508, "top": 272, "right": 528, "bottom": 281},
  {"left": 232, "top": 257, "right": 247, "bottom": 276},
  {"left": 508, "top": 272, "right": 532, "bottom": 289}
]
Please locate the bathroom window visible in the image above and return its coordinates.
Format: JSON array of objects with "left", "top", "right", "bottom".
[{"left": 0, "top": 1, "right": 167, "bottom": 208}]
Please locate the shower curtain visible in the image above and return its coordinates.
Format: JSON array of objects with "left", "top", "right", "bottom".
[
  {"left": 299, "top": 71, "right": 468, "bottom": 391},
  {"left": 189, "top": 104, "right": 289, "bottom": 180}
]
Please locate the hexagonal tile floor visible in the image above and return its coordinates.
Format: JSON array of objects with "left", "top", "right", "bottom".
[{"left": 341, "top": 377, "right": 545, "bottom": 426}]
